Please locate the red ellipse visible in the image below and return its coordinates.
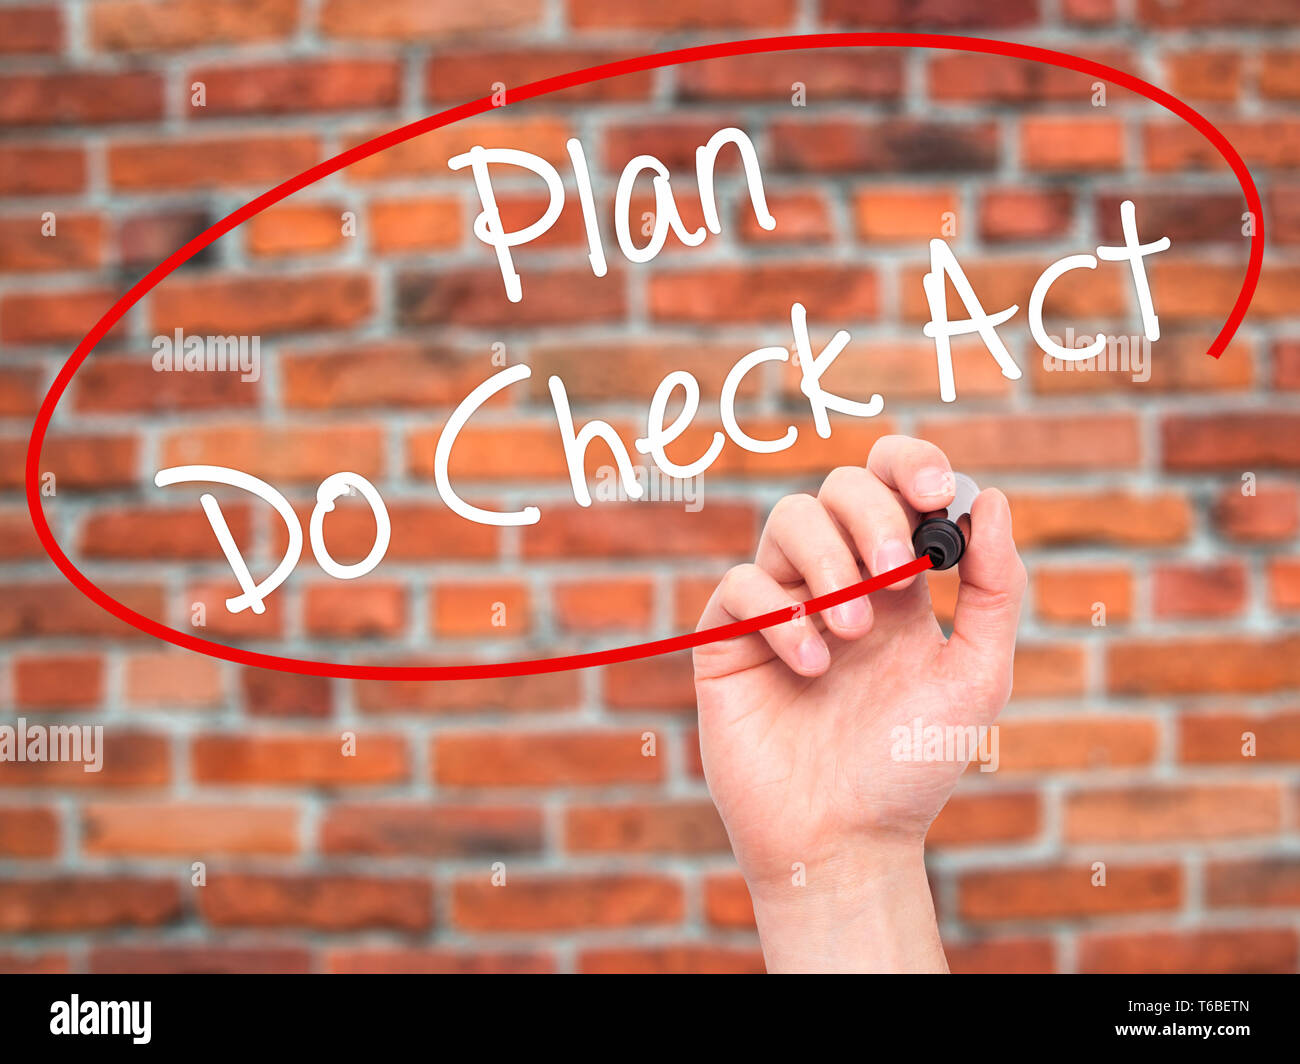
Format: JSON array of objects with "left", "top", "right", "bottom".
[{"left": 25, "top": 33, "right": 1264, "bottom": 681}]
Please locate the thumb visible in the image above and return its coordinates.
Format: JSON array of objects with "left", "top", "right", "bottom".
[{"left": 939, "top": 488, "right": 1027, "bottom": 709}]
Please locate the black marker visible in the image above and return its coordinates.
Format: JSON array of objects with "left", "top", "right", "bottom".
[{"left": 912, "top": 473, "right": 979, "bottom": 571}]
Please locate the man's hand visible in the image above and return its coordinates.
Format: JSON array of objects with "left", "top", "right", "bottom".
[{"left": 693, "top": 435, "right": 1026, "bottom": 972}]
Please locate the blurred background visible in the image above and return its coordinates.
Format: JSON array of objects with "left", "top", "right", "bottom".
[{"left": 1, "top": 0, "right": 1298, "bottom": 973}]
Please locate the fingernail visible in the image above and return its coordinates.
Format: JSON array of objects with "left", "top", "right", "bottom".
[
  {"left": 914, "top": 467, "right": 955, "bottom": 500},
  {"left": 832, "top": 597, "right": 869, "bottom": 629},
  {"left": 874, "top": 539, "right": 914, "bottom": 575},
  {"left": 796, "top": 636, "right": 829, "bottom": 672}
]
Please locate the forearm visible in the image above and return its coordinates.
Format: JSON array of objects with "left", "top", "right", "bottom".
[{"left": 748, "top": 842, "right": 947, "bottom": 974}]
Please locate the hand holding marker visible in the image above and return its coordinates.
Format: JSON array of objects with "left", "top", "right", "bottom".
[{"left": 913, "top": 473, "right": 979, "bottom": 571}]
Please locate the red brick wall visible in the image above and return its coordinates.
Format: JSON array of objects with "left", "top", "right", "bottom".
[{"left": 2, "top": 0, "right": 1298, "bottom": 974}]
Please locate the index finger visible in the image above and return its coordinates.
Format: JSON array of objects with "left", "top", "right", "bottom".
[{"left": 866, "top": 434, "right": 957, "bottom": 516}]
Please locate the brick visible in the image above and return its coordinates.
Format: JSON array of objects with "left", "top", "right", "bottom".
[
  {"left": 603, "top": 652, "right": 697, "bottom": 712},
  {"left": 397, "top": 267, "right": 624, "bottom": 327},
  {"left": 427, "top": 49, "right": 653, "bottom": 103},
  {"left": 0, "top": 806, "right": 59, "bottom": 857},
  {"left": 979, "top": 187, "right": 1074, "bottom": 242},
  {"left": 927, "top": 792, "right": 1041, "bottom": 847},
  {"left": 0, "top": 366, "right": 42, "bottom": 417},
  {"left": 0, "top": 878, "right": 180, "bottom": 931},
  {"left": 1080, "top": 928, "right": 1298, "bottom": 974},
  {"left": 13, "top": 654, "right": 103, "bottom": 709},
  {"left": 433, "top": 581, "right": 530, "bottom": 638},
  {"left": 651, "top": 264, "right": 876, "bottom": 324},
  {"left": 1272, "top": 558, "right": 1300, "bottom": 612},
  {"left": 161, "top": 424, "right": 384, "bottom": 482},
  {"left": 569, "top": 0, "right": 794, "bottom": 28},
  {"left": 369, "top": 197, "right": 462, "bottom": 253},
  {"left": 321, "top": 804, "right": 542, "bottom": 856},
  {"left": 0, "top": 287, "right": 118, "bottom": 345},
  {"left": 1154, "top": 263, "right": 1300, "bottom": 322},
  {"left": 1164, "top": 413, "right": 1300, "bottom": 471},
  {"left": 0, "top": 510, "right": 44, "bottom": 561},
  {"left": 855, "top": 187, "right": 959, "bottom": 242},
  {"left": 553, "top": 578, "right": 655, "bottom": 633},
  {"left": 0, "top": 6, "right": 62, "bottom": 54},
  {"left": 1007, "top": 491, "right": 1190, "bottom": 548},
  {"left": 960, "top": 863, "right": 1181, "bottom": 921},
  {"left": 434, "top": 731, "right": 661, "bottom": 787},
  {"left": 90, "top": 946, "right": 311, "bottom": 975},
  {"left": 0, "top": 142, "right": 85, "bottom": 197},
  {"left": 125, "top": 653, "right": 224, "bottom": 709},
  {"left": 916, "top": 415, "right": 1139, "bottom": 471},
  {"left": 0, "top": 733, "right": 170, "bottom": 789},
  {"left": 928, "top": 51, "right": 1131, "bottom": 102},
  {"left": 0, "top": 951, "right": 67, "bottom": 975},
  {"left": 355, "top": 671, "right": 576, "bottom": 715},
  {"left": 344, "top": 117, "right": 571, "bottom": 180},
  {"left": 704, "top": 874, "right": 755, "bottom": 929},
  {"left": 74, "top": 354, "right": 258, "bottom": 414},
  {"left": 1153, "top": 561, "right": 1247, "bottom": 619},
  {"left": 1097, "top": 190, "right": 1247, "bottom": 245},
  {"left": 91, "top": 0, "right": 298, "bottom": 51},
  {"left": 1108, "top": 636, "right": 1300, "bottom": 694},
  {"left": 822, "top": 0, "right": 1038, "bottom": 26},
  {"left": 1065, "top": 784, "right": 1282, "bottom": 842},
  {"left": 150, "top": 272, "right": 371, "bottom": 335},
  {"left": 245, "top": 203, "right": 348, "bottom": 257},
  {"left": 1180, "top": 711, "right": 1300, "bottom": 764},
  {"left": 240, "top": 670, "right": 331, "bottom": 719},
  {"left": 191, "top": 734, "right": 408, "bottom": 785},
  {"left": 1206, "top": 858, "right": 1300, "bottom": 908},
  {"left": 1022, "top": 117, "right": 1125, "bottom": 171},
  {"left": 770, "top": 119, "right": 999, "bottom": 173},
  {"left": 304, "top": 583, "right": 407, "bottom": 638},
  {"left": 0, "top": 71, "right": 163, "bottom": 127},
  {"left": 0, "top": 582, "right": 162, "bottom": 639},
  {"left": 328, "top": 949, "right": 553, "bottom": 974},
  {"left": 579, "top": 945, "right": 765, "bottom": 974},
  {"left": 1145, "top": 119, "right": 1300, "bottom": 170},
  {"left": 108, "top": 135, "right": 320, "bottom": 191},
  {"left": 116, "top": 208, "right": 214, "bottom": 270},
  {"left": 190, "top": 59, "right": 401, "bottom": 116},
  {"left": 1275, "top": 338, "right": 1300, "bottom": 389},
  {"left": 738, "top": 190, "right": 833, "bottom": 244},
  {"left": 945, "top": 937, "right": 1055, "bottom": 975},
  {"left": 1031, "top": 333, "right": 1251, "bottom": 394},
  {"left": 565, "top": 801, "right": 729, "bottom": 854},
  {"left": 1033, "top": 565, "right": 1132, "bottom": 625},
  {"left": 322, "top": 0, "right": 542, "bottom": 38},
  {"left": 5, "top": 432, "right": 138, "bottom": 490},
  {"left": 678, "top": 51, "right": 901, "bottom": 101},
  {"left": 1137, "top": 0, "right": 1296, "bottom": 27},
  {"left": 0, "top": 213, "right": 104, "bottom": 272},
  {"left": 201, "top": 873, "right": 432, "bottom": 930},
  {"left": 1005, "top": 643, "right": 1088, "bottom": 698},
  {"left": 78, "top": 505, "right": 250, "bottom": 561},
  {"left": 993, "top": 717, "right": 1158, "bottom": 772},
  {"left": 524, "top": 503, "right": 756, "bottom": 560},
  {"left": 1259, "top": 50, "right": 1300, "bottom": 99},
  {"left": 82, "top": 803, "right": 298, "bottom": 855},
  {"left": 453, "top": 874, "right": 683, "bottom": 931}
]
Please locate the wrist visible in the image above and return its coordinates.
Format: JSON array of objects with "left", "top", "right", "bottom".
[{"left": 745, "top": 838, "right": 947, "bottom": 974}]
